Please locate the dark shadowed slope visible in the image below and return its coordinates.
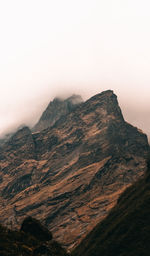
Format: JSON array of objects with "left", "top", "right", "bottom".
[
  {"left": 73, "top": 156, "right": 150, "bottom": 256},
  {"left": 0, "top": 216, "right": 68, "bottom": 256}
]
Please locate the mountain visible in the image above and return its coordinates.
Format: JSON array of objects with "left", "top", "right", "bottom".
[
  {"left": 0, "top": 90, "right": 149, "bottom": 250},
  {"left": 0, "top": 216, "right": 68, "bottom": 256},
  {"left": 33, "top": 94, "right": 83, "bottom": 132},
  {"left": 72, "top": 157, "right": 150, "bottom": 256}
]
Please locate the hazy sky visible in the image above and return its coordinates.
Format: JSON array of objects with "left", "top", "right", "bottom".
[{"left": 0, "top": 0, "right": 150, "bottom": 138}]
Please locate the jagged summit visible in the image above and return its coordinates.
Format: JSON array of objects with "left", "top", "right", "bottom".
[
  {"left": 33, "top": 94, "right": 83, "bottom": 132},
  {"left": 82, "top": 90, "right": 124, "bottom": 122},
  {"left": 91, "top": 89, "right": 114, "bottom": 97}
]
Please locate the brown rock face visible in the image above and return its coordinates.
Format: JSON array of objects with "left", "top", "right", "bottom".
[{"left": 0, "top": 90, "right": 149, "bottom": 251}]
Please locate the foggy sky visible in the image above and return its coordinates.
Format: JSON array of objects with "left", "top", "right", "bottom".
[{"left": 0, "top": 1, "right": 150, "bottom": 139}]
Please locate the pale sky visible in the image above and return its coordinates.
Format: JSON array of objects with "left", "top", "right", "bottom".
[{"left": 0, "top": 0, "right": 150, "bottom": 139}]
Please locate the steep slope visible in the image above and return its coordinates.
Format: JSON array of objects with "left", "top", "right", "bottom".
[
  {"left": 33, "top": 94, "right": 83, "bottom": 132},
  {"left": 0, "top": 216, "right": 68, "bottom": 256},
  {"left": 73, "top": 158, "right": 150, "bottom": 256},
  {"left": 0, "top": 90, "right": 149, "bottom": 250}
]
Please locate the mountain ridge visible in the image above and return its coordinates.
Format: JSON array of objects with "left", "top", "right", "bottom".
[{"left": 0, "top": 90, "right": 149, "bottom": 250}]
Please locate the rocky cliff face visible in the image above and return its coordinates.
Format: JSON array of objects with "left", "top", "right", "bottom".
[
  {"left": 0, "top": 90, "right": 149, "bottom": 250},
  {"left": 33, "top": 94, "right": 83, "bottom": 132}
]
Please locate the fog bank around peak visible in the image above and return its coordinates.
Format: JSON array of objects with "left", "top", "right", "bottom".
[{"left": 0, "top": 84, "right": 149, "bottom": 142}]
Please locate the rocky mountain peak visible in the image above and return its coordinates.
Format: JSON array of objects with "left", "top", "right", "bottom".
[
  {"left": 33, "top": 94, "right": 83, "bottom": 132},
  {"left": 0, "top": 90, "right": 149, "bottom": 250}
]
